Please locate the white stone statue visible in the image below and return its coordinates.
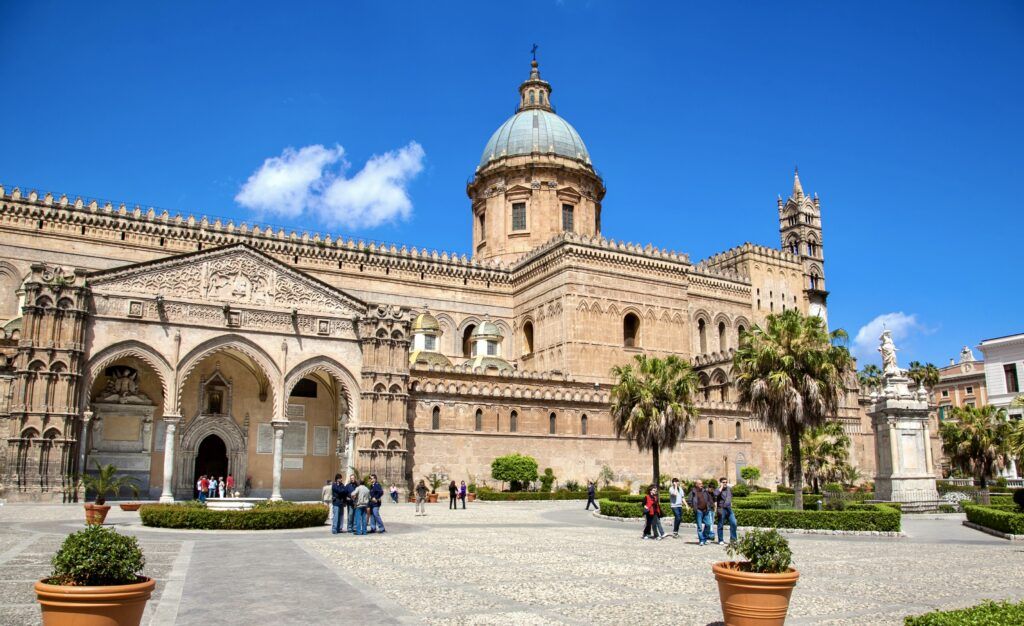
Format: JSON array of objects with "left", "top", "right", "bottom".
[
  {"left": 878, "top": 329, "right": 901, "bottom": 376},
  {"left": 959, "top": 345, "right": 975, "bottom": 363}
]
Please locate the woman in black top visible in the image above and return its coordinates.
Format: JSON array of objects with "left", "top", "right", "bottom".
[{"left": 449, "top": 480, "right": 458, "bottom": 510}]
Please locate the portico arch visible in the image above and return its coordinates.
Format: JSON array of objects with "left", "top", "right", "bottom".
[
  {"left": 84, "top": 340, "right": 174, "bottom": 414},
  {"left": 176, "top": 334, "right": 281, "bottom": 419},
  {"left": 176, "top": 410, "right": 249, "bottom": 496}
]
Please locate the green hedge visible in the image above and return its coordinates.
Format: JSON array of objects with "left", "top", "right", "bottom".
[
  {"left": 905, "top": 600, "right": 1024, "bottom": 625},
  {"left": 475, "top": 489, "right": 621, "bottom": 501},
  {"left": 139, "top": 502, "right": 327, "bottom": 530},
  {"left": 964, "top": 505, "right": 1024, "bottom": 535},
  {"left": 597, "top": 498, "right": 900, "bottom": 531}
]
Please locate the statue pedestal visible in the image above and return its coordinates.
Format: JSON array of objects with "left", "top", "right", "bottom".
[{"left": 868, "top": 375, "right": 939, "bottom": 504}]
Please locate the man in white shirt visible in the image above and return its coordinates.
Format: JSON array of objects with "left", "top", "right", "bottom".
[{"left": 668, "top": 478, "right": 689, "bottom": 538}]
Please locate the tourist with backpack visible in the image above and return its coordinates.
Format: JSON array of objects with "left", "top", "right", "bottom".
[
  {"left": 643, "top": 486, "right": 666, "bottom": 540},
  {"left": 689, "top": 479, "right": 713, "bottom": 545}
]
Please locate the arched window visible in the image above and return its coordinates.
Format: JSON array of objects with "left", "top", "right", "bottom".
[
  {"left": 462, "top": 324, "right": 476, "bottom": 358},
  {"left": 735, "top": 420, "right": 742, "bottom": 440},
  {"left": 431, "top": 406, "right": 440, "bottom": 430},
  {"left": 581, "top": 414, "right": 588, "bottom": 435},
  {"left": 787, "top": 215, "right": 798, "bottom": 227},
  {"left": 698, "top": 319, "right": 707, "bottom": 353},
  {"left": 623, "top": 313, "right": 640, "bottom": 348},
  {"left": 475, "top": 409, "right": 483, "bottom": 432},
  {"left": 810, "top": 273, "right": 820, "bottom": 290},
  {"left": 807, "top": 242, "right": 817, "bottom": 257},
  {"left": 788, "top": 239, "right": 799, "bottom": 255},
  {"left": 530, "top": 90, "right": 535, "bottom": 104},
  {"left": 708, "top": 419, "right": 715, "bottom": 439},
  {"left": 522, "top": 321, "right": 534, "bottom": 355},
  {"left": 718, "top": 322, "right": 727, "bottom": 351},
  {"left": 549, "top": 412, "right": 557, "bottom": 435},
  {"left": 737, "top": 325, "right": 746, "bottom": 341},
  {"left": 510, "top": 410, "right": 518, "bottom": 433}
]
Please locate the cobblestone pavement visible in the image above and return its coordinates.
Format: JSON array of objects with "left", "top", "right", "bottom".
[{"left": 1, "top": 500, "right": 1022, "bottom": 625}]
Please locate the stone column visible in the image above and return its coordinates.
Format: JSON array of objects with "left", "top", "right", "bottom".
[
  {"left": 346, "top": 428, "right": 356, "bottom": 477},
  {"left": 159, "top": 416, "right": 180, "bottom": 503},
  {"left": 922, "top": 422, "right": 934, "bottom": 476},
  {"left": 270, "top": 420, "right": 287, "bottom": 501},
  {"left": 78, "top": 410, "right": 93, "bottom": 476},
  {"left": 888, "top": 419, "right": 899, "bottom": 477}
]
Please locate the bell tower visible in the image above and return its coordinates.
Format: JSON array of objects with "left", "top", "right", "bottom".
[{"left": 778, "top": 169, "right": 828, "bottom": 322}]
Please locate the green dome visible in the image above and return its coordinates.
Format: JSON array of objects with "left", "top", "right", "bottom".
[{"left": 479, "top": 109, "right": 591, "bottom": 169}]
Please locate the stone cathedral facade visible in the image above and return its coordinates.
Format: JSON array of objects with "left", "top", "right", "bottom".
[{"left": 0, "top": 60, "right": 873, "bottom": 502}]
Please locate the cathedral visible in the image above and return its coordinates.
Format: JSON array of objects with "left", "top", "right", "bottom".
[{"left": 0, "top": 60, "right": 873, "bottom": 502}]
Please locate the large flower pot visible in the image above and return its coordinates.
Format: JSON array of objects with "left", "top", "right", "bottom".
[
  {"left": 83, "top": 504, "right": 111, "bottom": 526},
  {"left": 35, "top": 577, "right": 155, "bottom": 626},
  {"left": 467, "top": 493, "right": 477, "bottom": 502},
  {"left": 427, "top": 493, "right": 439, "bottom": 503},
  {"left": 713, "top": 561, "right": 799, "bottom": 626},
  {"left": 119, "top": 503, "right": 142, "bottom": 512}
]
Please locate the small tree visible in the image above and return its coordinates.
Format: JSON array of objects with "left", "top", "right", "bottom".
[
  {"left": 540, "top": 468, "right": 556, "bottom": 492},
  {"left": 598, "top": 465, "right": 616, "bottom": 489},
  {"left": 740, "top": 466, "right": 761, "bottom": 486},
  {"left": 490, "top": 453, "right": 539, "bottom": 491},
  {"left": 81, "top": 462, "right": 140, "bottom": 505},
  {"left": 425, "top": 473, "right": 444, "bottom": 494},
  {"left": 940, "top": 404, "right": 1010, "bottom": 503},
  {"left": 858, "top": 364, "right": 882, "bottom": 392}
]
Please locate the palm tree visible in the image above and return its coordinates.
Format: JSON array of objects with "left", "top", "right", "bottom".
[
  {"left": 733, "top": 309, "right": 854, "bottom": 511},
  {"left": 81, "top": 462, "right": 140, "bottom": 505},
  {"left": 939, "top": 404, "right": 1010, "bottom": 503},
  {"left": 907, "top": 361, "right": 940, "bottom": 390},
  {"left": 785, "top": 420, "right": 852, "bottom": 493},
  {"left": 857, "top": 364, "right": 882, "bottom": 392},
  {"left": 610, "top": 354, "right": 700, "bottom": 489}
]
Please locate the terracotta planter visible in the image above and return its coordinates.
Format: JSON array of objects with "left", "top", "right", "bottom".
[
  {"left": 713, "top": 561, "right": 799, "bottom": 626},
  {"left": 427, "top": 493, "right": 439, "bottom": 503},
  {"left": 119, "top": 503, "right": 142, "bottom": 512},
  {"left": 83, "top": 504, "right": 111, "bottom": 526},
  {"left": 467, "top": 493, "right": 477, "bottom": 502},
  {"left": 408, "top": 494, "right": 417, "bottom": 503},
  {"left": 35, "top": 576, "right": 155, "bottom": 626}
]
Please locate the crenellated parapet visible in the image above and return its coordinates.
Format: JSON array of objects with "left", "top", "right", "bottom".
[{"left": 698, "top": 241, "right": 802, "bottom": 274}]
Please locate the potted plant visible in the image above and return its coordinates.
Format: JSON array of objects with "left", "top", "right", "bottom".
[
  {"left": 34, "top": 525, "right": 154, "bottom": 626},
  {"left": 467, "top": 483, "right": 477, "bottom": 502},
  {"left": 81, "top": 462, "right": 140, "bottom": 525},
  {"left": 426, "top": 473, "right": 442, "bottom": 503},
  {"left": 713, "top": 528, "right": 799, "bottom": 626}
]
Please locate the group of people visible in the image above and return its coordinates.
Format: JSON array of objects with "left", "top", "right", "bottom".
[
  {"left": 643, "top": 476, "right": 738, "bottom": 544},
  {"left": 447, "top": 480, "right": 468, "bottom": 510},
  {"left": 195, "top": 474, "right": 235, "bottom": 501},
  {"left": 326, "top": 474, "right": 387, "bottom": 535}
]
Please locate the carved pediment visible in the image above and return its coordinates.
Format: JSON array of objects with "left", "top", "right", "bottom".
[{"left": 88, "top": 244, "right": 367, "bottom": 316}]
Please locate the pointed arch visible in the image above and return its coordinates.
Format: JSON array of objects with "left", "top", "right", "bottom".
[
  {"left": 176, "top": 334, "right": 280, "bottom": 419},
  {"left": 283, "top": 355, "right": 361, "bottom": 426},
  {"left": 85, "top": 340, "right": 174, "bottom": 413}
]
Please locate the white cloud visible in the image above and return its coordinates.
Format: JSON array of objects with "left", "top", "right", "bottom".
[
  {"left": 234, "top": 141, "right": 424, "bottom": 229},
  {"left": 852, "top": 312, "right": 922, "bottom": 363}
]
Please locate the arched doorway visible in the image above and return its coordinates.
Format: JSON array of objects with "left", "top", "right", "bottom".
[{"left": 194, "top": 434, "right": 228, "bottom": 488}]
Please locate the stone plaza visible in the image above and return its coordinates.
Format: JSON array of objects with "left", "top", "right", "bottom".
[{"left": 2, "top": 500, "right": 1022, "bottom": 625}]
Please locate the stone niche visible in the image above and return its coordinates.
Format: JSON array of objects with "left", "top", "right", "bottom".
[{"left": 89, "top": 365, "right": 156, "bottom": 489}]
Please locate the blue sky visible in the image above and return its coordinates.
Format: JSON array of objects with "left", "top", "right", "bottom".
[{"left": 1, "top": 2, "right": 1021, "bottom": 368}]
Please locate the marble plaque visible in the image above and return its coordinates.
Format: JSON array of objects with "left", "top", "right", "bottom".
[
  {"left": 256, "top": 423, "right": 273, "bottom": 454},
  {"left": 283, "top": 457, "right": 304, "bottom": 470},
  {"left": 283, "top": 421, "right": 307, "bottom": 455},
  {"left": 313, "top": 426, "right": 330, "bottom": 456}
]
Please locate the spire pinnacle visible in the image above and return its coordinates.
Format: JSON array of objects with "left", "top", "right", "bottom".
[
  {"left": 792, "top": 167, "right": 804, "bottom": 198},
  {"left": 517, "top": 53, "right": 553, "bottom": 112}
]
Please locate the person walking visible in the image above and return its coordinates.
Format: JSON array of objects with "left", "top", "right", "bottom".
[
  {"left": 415, "top": 479, "right": 428, "bottom": 516},
  {"left": 668, "top": 478, "right": 688, "bottom": 538},
  {"left": 352, "top": 478, "right": 371, "bottom": 535},
  {"left": 368, "top": 474, "right": 386, "bottom": 533},
  {"left": 459, "top": 481, "right": 467, "bottom": 509},
  {"left": 389, "top": 484, "right": 399, "bottom": 504},
  {"left": 196, "top": 476, "right": 205, "bottom": 501},
  {"left": 585, "top": 481, "right": 598, "bottom": 511},
  {"left": 643, "top": 486, "right": 666, "bottom": 540},
  {"left": 322, "top": 479, "right": 333, "bottom": 524},
  {"left": 330, "top": 474, "right": 348, "bottom": 534},
  {"left": 208, "top": 476, "right": 218, "bottom": 499},
  {"left": 226, "top": 473, "right": 235, "bottom": 496},
  {"left": 218, "top": 476, "right": 226, "bottom": 498},
  {"left": 199, "top": 475, "right": 209, "bottom": 502},
  {"left": 448, "top": 480, "right": 458, "bottom": 510},
  {"left": 714, "top": 476, "right": 738, "bottom": 545},
  {"left": 689, "top": 479, "right": 713, "bottom": 545}
]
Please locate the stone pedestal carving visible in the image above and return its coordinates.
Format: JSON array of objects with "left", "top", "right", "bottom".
[{"left": 868, "top": 330, "right": 939, "bottom": 503}]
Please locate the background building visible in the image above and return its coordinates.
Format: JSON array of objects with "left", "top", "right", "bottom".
[{"left": 0, "top": 60, "right": 871, "bottom": 501}]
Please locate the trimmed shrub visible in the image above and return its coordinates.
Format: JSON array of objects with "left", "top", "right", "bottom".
[
  {"left": 904, "top": 600, "right": 1024, "bottom": 625},
  {"left": 140, "top": 502, "right": 327, "bottom": 530},
  {"left": 49, "top": 525, "right": 145, "bottom": 586},
  {"left": 476, "top": 489, "right": 621, "bottom": 501},
  {"left": 490, "top": 453, "right": 539, "bottom": 491},
  {"left": 726, "top": 528, "right": 792, "bottom": 573},
  {"left": 598, "top": 499, "right": 900, "bottom": 531},
  {"left": 731, "top": 483, "right": 751, "bottom": 498},
  {"left": 964, "top": 504, "right": 1024, "bottom": 535}
]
